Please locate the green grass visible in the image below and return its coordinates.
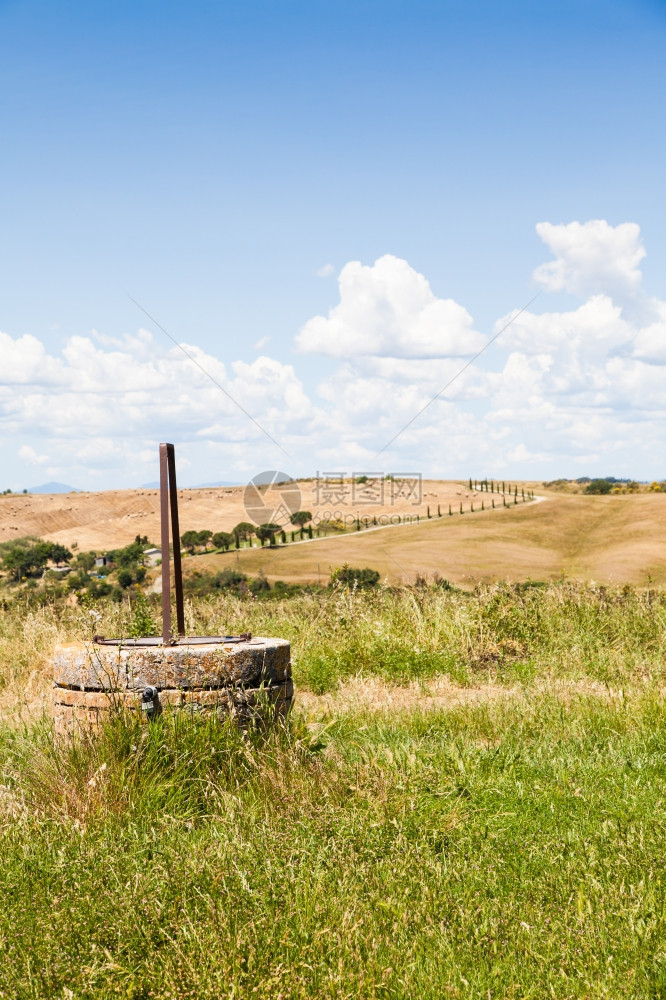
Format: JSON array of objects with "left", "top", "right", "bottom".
[
  {"left": 3, "top": 582, "right": 666, "bottom": 996},
  {"left": 5, "top": 579, "right": 666, "bottom": 701},
  {"left": 2, "top": 695, "right": 666, "bottom": 997}
]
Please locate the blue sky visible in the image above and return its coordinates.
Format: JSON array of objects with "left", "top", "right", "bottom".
[{"left": 2, "top": 0, "right": 666, "bottom": 488}]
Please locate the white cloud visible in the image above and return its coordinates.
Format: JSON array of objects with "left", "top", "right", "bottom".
[
  {"left": 0, "top": 328, "right": 318, "bottom": 484},
  {"left": 0, "top": 332, "right": 66, "bottom": 385},
  {"left": 534, "top": 220, "right": 645, "bottom": 298},
  {"left": 507, "top": 444, "right": 548, "bottom": 463},
  {"left": 18, "top": 444, "right": 49, "bottom": 465},
  {"left": 499, "top": 295, "right": 630, "bottom": 357},
  {"left": 296, "top": 254, "right": 486, "bottom": 358},
  {"left": 631, "top": 300, "right": 666, "bottom": 362},
  {"left": 316, "top": 263, "right": 335, "bottom": 277},
  {"left": 4, "top": 220, "right": 666, "bottom": 487},
  {"left": 253, "top": 336, "right": 270, "bottom": 350}
]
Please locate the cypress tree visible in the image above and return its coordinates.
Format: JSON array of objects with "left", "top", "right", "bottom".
[
  {"left": 427, "top": 505, "right": 431, "bottom": 518},
  {"left": 469, "top": 477, "right": 472, "bottom": 489},
  {"left": 482, "top": 500, "right": 485, "bottom": 510},
  {"left": 460, "top": 502, "right": 463, "bottom": 514},
  {"left": 492, "top": 498, "right": 495, "bottom": 508},
  {"left": 449, "top": 504, "right": 452, "bottom": 516},
  {"left": 437, "top": 504, "right": 441, "bottom": 517}
]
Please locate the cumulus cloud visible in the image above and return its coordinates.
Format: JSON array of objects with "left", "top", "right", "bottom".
[
  {"left": 296, "top": 254, "right": 485, "bottom": 358},
  {"left": 534, "top": 220, "right": 646, "bottom": 298},
  {"left": 499, "top": 295, "right": 630, "bottom": 357},
  {"left": 0, "top": 332, "right": 66, "bottom": 385},
  {"left": 294, "top": 223, "right": 666, "bottom": 474},
  {"left": 507, "top": 444, "right": 548, "bottom": 463},
  {"left": 631, "top": 300, "right": 666, "bottom": 362},
  {"left": 18, "top": 444, "right": 49, "bottom": 465},
  {"left": 4, "top": 219, "right": 666, "bottom": 487},
  {"left": 0, "top": 328, "right": 321, "bottom": 484}
]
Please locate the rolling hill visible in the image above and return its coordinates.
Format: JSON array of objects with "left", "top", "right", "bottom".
[{"left": 2, "top": 481, "right": 666, "bottom": 587}]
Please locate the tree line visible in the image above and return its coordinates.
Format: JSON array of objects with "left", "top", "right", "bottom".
[{"left": 181, "top": 511, "right": 314, "bottom": 552}]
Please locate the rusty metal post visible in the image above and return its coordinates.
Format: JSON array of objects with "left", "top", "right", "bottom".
[
  {"left": 159, "top": 443, "right": 185, "bottom": 643},
  {"left": 167, "top": 444, "right": 185, "bottom": 636}
]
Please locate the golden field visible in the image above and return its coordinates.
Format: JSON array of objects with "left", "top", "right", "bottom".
[
  {"left": 0, "top": 479, "right": 491, "bottom": 551},
  {"left": 2, "top": 480, "right": 666, "bottom": 587},
  {"left": 186, "top": 488, "right": 666, "bottom": 587}
]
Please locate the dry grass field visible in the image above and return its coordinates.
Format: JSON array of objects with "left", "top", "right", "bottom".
[
  {"left": 3, "top": 480, "right": 666, "bottom": 587},
  {"left": 188, "top": 489, "right": 666, "bottom": 587},
  {"left": 0, "top": 479, "right": 499, "bottom": 551},
  {"left": 4, "top": 505, "right": 666, "bottom": 995}
]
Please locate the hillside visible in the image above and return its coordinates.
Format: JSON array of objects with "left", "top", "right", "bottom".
[
  {"left": 0, "top": 479, "right": 497, "bottom": 552},
  {"left": 186, "top": 489, "right": 666, "bottom": 587},
  {"left": 3, "top": 482, "right": 666, "bottom": 587}
]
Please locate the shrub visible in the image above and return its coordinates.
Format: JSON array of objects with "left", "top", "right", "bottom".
[
  {"left": 256, "top": 523, "right": 281, "bottom": 546},
  {"left": 0, "top": 537, "right": 73, "bottom": 581},
  {"left": 183, "top": 567, "right": 249, "bottom": 597},
  {"left": 330, "top": 565, "right": 380, "bottom": 589},
  {"left": 196, "top": 530, "right": 213, "bottom": 549},
  {"left": 107, "top": 535, "right": 151, "bottom": 567},
  {"left": 181, "top": 530, "right": 199, "bottom": 552},
  {"left": 231, "top": 521, "right": 255, "bottom": 542},
  {"left": 290, "top": 511, "right": 313, "bottom": 528},
  {"left": 249, "top": 573, "right": 271, "bottom": 595},
  {"left": 585, "top": 479, "right": 612, "bottom": 495},
  {"left": 212, "top": 531, "right": 234, "bottom": 551}
]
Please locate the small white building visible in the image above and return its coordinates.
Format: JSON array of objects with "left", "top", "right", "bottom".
[{"left": 143, "top": 548, "right": 162, "bottom": 566}]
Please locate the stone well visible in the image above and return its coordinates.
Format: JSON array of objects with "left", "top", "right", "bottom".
[{"left": 53, "top": 636, "right": 292, "bottom": 736}]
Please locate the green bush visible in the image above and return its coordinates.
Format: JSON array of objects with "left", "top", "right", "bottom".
[
  {"left": 585, "top": 479, "right": 613, "bottom": 494},
  {"left": 330, "top": 565, "right": 380, "bottom": 589}
]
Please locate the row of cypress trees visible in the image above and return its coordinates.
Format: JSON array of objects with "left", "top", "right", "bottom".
[{"left": 468, "top": 478, "right": 535, "bottom": 500}]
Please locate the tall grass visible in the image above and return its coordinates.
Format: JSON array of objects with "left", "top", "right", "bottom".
[
  {"left": 2, "top": 694, "right": 666, "bottom": 997},
  {"left": 2, "top": 583, "right": 666, "bottom": 995},
  {"left": 3, "top": 581, "right": 666, "bottom": 708}
]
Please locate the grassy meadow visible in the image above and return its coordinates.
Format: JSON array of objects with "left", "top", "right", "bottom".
[{"left": 2, "top": 582, "right": 666, "bottom": 997}]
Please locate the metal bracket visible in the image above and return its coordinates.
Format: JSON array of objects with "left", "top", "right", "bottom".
[{"left": 160, "top": 442, "right": 185, "bottom": 644}]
